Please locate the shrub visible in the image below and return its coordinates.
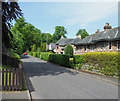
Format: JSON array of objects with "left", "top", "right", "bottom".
[
  {"left": 36, "top": 52, "right": 41, "bottom": 58},
  {"left": 83, "top": 52, "right": 119, "bottom": 76},
  {"left": 40, "top": 52, "right": 53, "bottom": 61},
  {"left": 33, "top": 52, "right": 37, "bottom": 57},
  {"left": 32, "top": 44, "right": 36, "bottom": 52},
  {"left": 65, "top": 44, "right": 73, "bottom": 57},
  {"left": 9, "top": 49, "right": 21, "bottom": 61},
  {"left": 49, "top": 54, "right": 70, "bottom": 67}
]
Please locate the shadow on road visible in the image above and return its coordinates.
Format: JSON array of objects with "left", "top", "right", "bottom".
[
  {"left": 21, "top": 55, "right": 78, "bottom": 92},
  {"left": 21, "top": 55, "right": 30, "bottom": 59}
]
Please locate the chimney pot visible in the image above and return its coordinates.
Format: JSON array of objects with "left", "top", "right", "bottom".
[
  {"left": 77, "top": 34, "right": 81, "bottom": 39},
  {"left": 104, "top": 22, "right": 112, "bottom": 31}
]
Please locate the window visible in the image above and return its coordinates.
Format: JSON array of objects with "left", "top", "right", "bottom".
[
  {"left": 100, "top": 44, "right": 102, "bottom": 51},
  {"left": 117, "top": 41, "right": 120, "bottom": 50},
  {"left": 98, "top": 45, "right": 99, "bottom": 51},
  {"left": 104, "top": 42, "right": 106, "bottom": 50},
  {"left": 56, "top": 46, "right": 59, "bottom": 49},
  {"left": 85, "top": 46, "right": 87, "bottom": 52},
  {"left": 61, "top": 52, "right": 63, "bottom": 54},
  {"left": 109, "top": 42, "right": 112, "bottom": 50}
]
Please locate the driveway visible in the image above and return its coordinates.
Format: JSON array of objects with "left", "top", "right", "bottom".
[{"left": 21, "top": 55, "right": 118, "bottom": 99}]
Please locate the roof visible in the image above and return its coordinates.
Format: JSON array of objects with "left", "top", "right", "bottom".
[
  {"left": 76, "top": 27, "right": 120, "bottom": 45},
  {"left": 56, "top": 27, "right": 120, "bottom": 46},
  {"left": 49, "top": 43, "right": 56, "bottom": 49},
  {"left": 56, "top": 38, "right": 74, "bottom": 46},
  {"left": 69, "top": 38, "right": 82, "bottom": 45}
]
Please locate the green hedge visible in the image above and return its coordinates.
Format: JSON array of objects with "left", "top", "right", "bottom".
[
  {"left": 49, "top": 54, "right": 70, "bottom": 67},
  {"left": 40, "top": 52, "right": 53, "bottom": 61},
  {"left": 74, "top": 55, "right": 84, "bottom": 64},
  {"left": 28, "top": 52, "right": 41, "bottom": 58},
  {"left": 73, "top": 52, "right": 119, "bottom": 76},
  {"left": 83, "top": 52, "right": 119, "bottom": 76}
]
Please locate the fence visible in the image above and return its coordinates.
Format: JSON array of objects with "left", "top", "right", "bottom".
[
  {"left": 1, "top": 54, "right": 23, "bottom": 91},
  {"left": 0, "top": 68, "right": 23, "bottom": 91}
]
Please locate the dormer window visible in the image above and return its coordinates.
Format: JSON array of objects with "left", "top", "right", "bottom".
[{"left": 109, "top": 42, "right": 112, "bottom": 50}]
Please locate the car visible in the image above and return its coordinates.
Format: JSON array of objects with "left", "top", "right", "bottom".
[{"left": 24, "top": 52, "right": 28, "bottom": 55}]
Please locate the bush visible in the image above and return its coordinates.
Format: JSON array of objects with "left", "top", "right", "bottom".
[
  {"left": 65, "top": 44, "right": 73, "bottom": 57},
  {"left": 36, "top": 52, "right": 41, "bottom": 58},
  {"left": 74, "top": 55, "right": 84, "bottom": 64},
  {"left": 83, "top": 52, "right": 119, "bottom": 76},
  {"left": 49, "top": 54, "right": 70, "bottom": 67},
  {"left": 33, "top": 52, "right": 37, "bottom": 57},
  {"left": 40, "top": 52, "right": 53, "bottom": 61},
  {"left": 32, "top": 44, "right": 36, "bottom": 52},
  {"left": 9, "top": 49, "right": 21, "bottom": 61}
]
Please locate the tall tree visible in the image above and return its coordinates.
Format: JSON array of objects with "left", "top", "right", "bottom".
[
  {"left": 2, "top": 1, "right": 23, "bottom": 47},
  {"left": 53, "top": 26, "right": 67, "bottom": 41},
  {"left": 11, "top": 17, "right": 41, "bottom": 52},
  {"left": 76, "top": 29, "right": 89, "bottom": 39}
]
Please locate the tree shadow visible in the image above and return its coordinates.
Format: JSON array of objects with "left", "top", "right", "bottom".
[{"left": 21, "top": 55, "right": 78, "bottom": 92}]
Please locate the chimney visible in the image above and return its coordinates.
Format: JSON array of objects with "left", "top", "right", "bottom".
[
  {"left": 77, "top": 34, "right": 81, "bottom": 39},
  {"left": 104, "top": 23, "right": 112, "bottom": 31},
  {"left": 61, "top": 35, "right": 64, "bottom": 38},
  {"left": 95, "top": 29, "right": 100, "bottom": 33}
]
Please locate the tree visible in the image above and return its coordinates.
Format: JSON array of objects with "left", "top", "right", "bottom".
[
  {"left": 2, "top": 1, "right": 23, "bottom": 47},
  {"left": 10, "top": 31, "right": 24, "bottom": 54},
  {"left": 65, "top": 44, "right": 73, "bottom": 57},
  {"left": 40, "top": 43, "right": 46, "bottom": 52},
  {"left": 76, "top": 29, "right": 89, "bottom": 39},
  {"left": 52, "top": 26, "right": 67, "bottom": 42},
  {"left": 11, "top": 17, "right": 42, "bottom": 52},
  {"left": 32, "top": 44, "right": 36, "bottom": 52}
]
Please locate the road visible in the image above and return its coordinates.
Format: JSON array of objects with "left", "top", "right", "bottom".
[{"left": 21, "top": 55, "right": 118, "bottom": 99}]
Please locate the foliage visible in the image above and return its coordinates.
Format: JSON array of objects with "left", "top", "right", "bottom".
[
  {"left": 2, "top": 2, "right": 23, "bottom": 48},
  {"left": 9, "top": 49, "right": 21, "bottom": 61},
  {"left": 76, "top": 29, "right": 89, "bottom": 39},
  {"left": 40, "top": 53, "right": 70, "bottom": 67},
  {"left": 65, "top": 44, "right": 73, "bottom": 57},
  {"left": 32, "top": 44, "right": 36, "bottom": 52},
  {"left": 52, "top": 26, "right": 67, "bottom": 43},
  {"left": 49, "top": 54, "right": 70, "bottom": 67},
  {"left": 40, "top": 43, "right": 46, "bottom": 52},
  {"left": 10, "top": 30, "right": 24, "bottom": 54},
  {"left": 11, "top": 17, "right": 41, "bottom": 53},
  {"left": 40, "top": 52, "right": 53, "bottom": 61},
  {"left": 74, "top": 52, "right": 119, "bottom": 76}
]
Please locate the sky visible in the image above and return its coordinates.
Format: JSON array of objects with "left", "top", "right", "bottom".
[{"left": 17, "top": 2, "right": 118, "bottom": 38}]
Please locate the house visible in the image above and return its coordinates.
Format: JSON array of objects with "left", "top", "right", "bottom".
[
  {"left": 47, "top": 43, "right": 56, "bottom": 52},
  {"left": 56, "top": 38, "right": 74, "bottom": 54},
  {"left": 56, "top": 23, "right": 120, "bottom": 55}
]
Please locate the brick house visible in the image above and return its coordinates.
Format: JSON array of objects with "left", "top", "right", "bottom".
[{"left": 56, "top": 23, "right": 120, "bottom": 55}]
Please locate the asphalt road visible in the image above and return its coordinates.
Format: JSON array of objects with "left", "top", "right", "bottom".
[{"left": 21, "top": 55, "right": 118, "bottom": 99}]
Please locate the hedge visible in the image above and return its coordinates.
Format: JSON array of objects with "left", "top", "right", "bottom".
[
  {"left": 28, "top": 52, "right": 41, "bottom": 58},
  {"left": 40, "top": 52, "right": 53, "bottom": 61},
  {"left": 74, "top": 52, "right": 119, "bottom": 76},
  {"left": 49, "top": 54, "right": 70, "bottom": 67}
]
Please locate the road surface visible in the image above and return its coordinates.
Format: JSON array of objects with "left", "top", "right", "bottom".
[{"left": 21, "top": 55, "right": 118, "bottom": 99}]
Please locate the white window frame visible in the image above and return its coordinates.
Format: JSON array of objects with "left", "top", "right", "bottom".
[
  {"left": 109, "top": 42, "right": 112, "bottom": 50},
  {"left": 117, "top": 41, "right": 120, "bottom": 50}
]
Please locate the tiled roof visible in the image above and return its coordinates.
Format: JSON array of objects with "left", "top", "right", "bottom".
[
  {"left": 56, "top": 27, "right": 120, "bottom": 46},
  {"left": 56, "top": 38, "right": 74, "bottom": 46},
  {"left": 76, "top": 27, "right": 120, "bottom": 45}
]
